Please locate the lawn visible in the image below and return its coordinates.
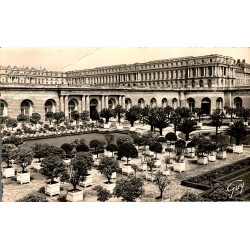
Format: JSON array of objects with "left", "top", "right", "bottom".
[{"left": 22, "top": 132, "right": 131, "bottom": 148}]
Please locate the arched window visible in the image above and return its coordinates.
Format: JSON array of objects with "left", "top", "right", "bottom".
[
  {"left": 201, "top": 98, "right": 211, "bottom": 115},
  {"left": 0, "top": 101, "right": 8, "bottom": 116},
  {"left": 187, "top": 98, "right": 195, "bottom": 112},
  {"left": 172, "top": 98, "right": 178, "bottom": 109},
  {"left": 45, "top": 100, "right": 56, "bottom": 113},
  {"left": 138, "top": 98, "right": 145, "bottom": 108},
  {"left": 161, "top": 98, "right": 168, "bottom": 108},
  {"left": 234, "top": 97, "right": 242, "bottom": 111},
  {"left": 150, "top": 98, "right": 157, "bottom": 108},
  {"left": 21, "top": 100, "right": 33, "bottom": 116},
  {"left": 216, "top": 98, "right": 223, "bottom": 110},
  {"left": 125, "top": 98, "right": 132, "bottom": 110},
  {"left": 108, "top": 98, "right": 116, "bottom": 109},
  {"left": 68, "top": 99, "right": 78, "bottom": 119}
]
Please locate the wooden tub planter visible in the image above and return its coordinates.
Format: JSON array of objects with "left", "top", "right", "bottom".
[
  {"left": 116, "top": 125, "right": 123, "bottom": 130},
  {"left": 217, "top": 151, "right": 227, "bottom": 159},
  {"left": 197, "top": 156, "right": 208, "bottom": 165},
  {"left": 67, "top": 189, "right": 84, "bottom": 202},
  {"left": 173, "top": 162, "right": 186, "bottom": 173},
  {"left": 154, "top": 159, "right": 161, "bottom": 167},
  {"left": 104, "top": 123, "right": 110, "bottom": 129},
  {"left": 2, "top": 166, "right": 15, "bottom": 179},
  {"left": 233, "top": 144, "right": 243, "bottom": 154},
  {"left": 104, "top": 183, "right": 116, "bottom": 194},
  {"left": 45, "top": 181, "right": 60, "bottom": 197},
  {"left": 208, "top": 153, "right": 217, "bottom": 162},
  {"left": 79, "top": 174, "right": 93, "bottom": 188},
  {"left": 17, "top": 171, "right": 30, "bottom": 185},
  {"left": 129, "top": 126, "right": 136, "bottom": 132}
]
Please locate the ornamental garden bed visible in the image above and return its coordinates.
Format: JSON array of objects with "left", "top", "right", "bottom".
[{"left": 181, "top": 157, "right": 250, "bottom": 190}]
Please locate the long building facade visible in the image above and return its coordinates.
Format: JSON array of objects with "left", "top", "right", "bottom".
[{"left": 1, "top": 54, "right": 250, "bottom": 121}]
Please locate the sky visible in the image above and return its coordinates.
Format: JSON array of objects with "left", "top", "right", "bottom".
[{"left": 0, "top": 47, "right": 249, "bottom": 72}]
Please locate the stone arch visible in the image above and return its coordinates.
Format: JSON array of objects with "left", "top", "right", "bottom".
[
  {"left": 138, "top": 98, "right": 145, "bottom": 108},
  {"left": 150, "top": 98, "right": 157, "bottom": 108},
  {"left": 68, "top": 99, "right": 79, "bottom": 119},
  {"left": 172, "top": 98, "right": 178, "bottom": 109},
  {"left": 21, "top": 99, "right": 34, "bottom": 116},
  {"left": 125, "top": 98, "right": 132, "bottom": 110},
  {"left": 0, "top": 100, "right": 8, "bottom": 117},
  {"left": 108, "top": 98, "right": 116, "bottom": 109},
  {"left": 216, "top": 97, "right": 223, "bottom": 110},
  {"left": 234, "top": 97, "right": 242, "bottom": 111},
  {"left": 187, "top": 98, "right": 195, "bottom": 112},
  {"left": 90, "top": 98, "right": 99, "bottom": 119},
  {"left": 201, "top": 97, "right": 211, "bottom": 115},
  {"left": 45, "top": 99, "right": 56, "bottom": 113},
  {"left": 161, "top": 98, "right": 168, "bottom": 108}
]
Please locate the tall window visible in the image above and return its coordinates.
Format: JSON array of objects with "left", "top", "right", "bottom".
[{"left": 21, "top": 100, "right": 31, "bottom": 116}]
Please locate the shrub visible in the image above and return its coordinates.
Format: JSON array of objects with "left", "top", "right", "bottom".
[
  {"left": 93, "top": 185, "right": 112, "bottom": 202},
  {"left": 16, "top": 194, "right": 48, "bottom": 202},
  {"left": 57, "top": 194, "right": 67, "bottom": 202},
  {"left": 178, "top": 192, "right": 204, "bottom": 202}
]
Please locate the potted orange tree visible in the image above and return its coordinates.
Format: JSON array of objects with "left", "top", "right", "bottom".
[{"left": 2, "top": 144, "right": 16, "bottom": 178}]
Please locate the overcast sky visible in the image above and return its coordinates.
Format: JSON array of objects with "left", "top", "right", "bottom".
[{"left": 0, "top": 47, "right": 249, "bottom": 72}]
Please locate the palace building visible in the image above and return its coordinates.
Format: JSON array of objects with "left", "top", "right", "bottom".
[{"left": 1, "top": 54, "right": 250, "bottom": 121}]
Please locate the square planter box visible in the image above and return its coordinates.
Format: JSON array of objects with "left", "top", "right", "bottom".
[
  {"left": 104, "top": 124, "right": 110, "bottom": 129},
  {"left": 129, "top": 127, "right": 136, "bottom": 131},
  {"left": 243, "top": 122, "right": 248, "bottom": 126},
  {"left": 45, "top": 181, "right": 60, "bottom": 197},
  {"left": 145, "top": 172, "right": 156, "bottom": 182},
  {"left": 139, "top": 163, "right": 147, "bottom": 171},
  {"left": 217, "top": 151, "right": 227, "bottom": 159},
  {"left": 197, "top": 156, "right": 208, "bottom": 165},
  {"left": 67, "top": 189, "right": 84, "bottom": 202},
  {"left": 197, "top": 122, "right": 202, "bottom": 127},
  {"left": 17, "top": 172, "right": 31, "bottom": 185},
  {"left": 229, "top": 122, "right": 234, "bottom": 126},
  {"left": 163, "top": 170, "right": 170, "bottom": 176},
  {"left": 154, "top": 159, "right": 161, "bottom": 167},
  {"left": 122, "top": 165, "right": 135, "bottom": 176},
  {"left": 187, "top": 147, "right": 195, "bottom": 153},
  {"left": 79, "top": 174, "right": 93, "bottom": 188},
  {"left": 111, "top": 172, "right": 116, "bottom": 180},
  {"left": 233, "top": 144, "right": 243, "bottom": 154},
  {"left": 173, "top": 162, "right": 186, "bottom": 173},
  {"left": 208, "top": 154, "right": 217, "bottom": 162},
  {"left": 104, "top": 150, "right": 112, "bottom": 157},
  {"left": 116, "top": 125, "right": 123, "bottom": 130},
  {"left": 104, "top": 183, "right": 116, "bottom": 194},
  {"left": 188, "top": 152, "right": 195, "bottom": 158},
  {"left": 2, "top": 167, "right": 15, "bottom": 178},
  {"left": 168, "top": 144, "right": 175, "bottom": 150}
]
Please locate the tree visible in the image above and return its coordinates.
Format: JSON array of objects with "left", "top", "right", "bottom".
[
  {"left": 97, "top": 157, "right": 119, "bottom": 184},
  {"left": 164, "top": 106, "right": 174, "bottom": 118},
  {"left": 217, "top": 133, "right": 229, "bottom": 152},
  {"left": 175, "top": 139, "right": 186, "bottom": 162},
  {"left": 13, "top": 147, "right": 34, "bottom": 173},
  {"left": 31, "top": 143, "right": 51, "bottom": 162},
  {"left": 209, "top": 111, "right": 225, "bottom": 144},
  {"left": 60, "top": 143, "right": 74, "bottom": 158},
  {"left": 149, "top": 141, "right": 163, "bottom": 159},
  {"left": 52, "top": 112, "right": 65, "bottom": 126},
  {"left": 145, "top": 156, "right": 156, "bottom": 172},
  {"left": 6, "top": 118, "right": 17, "bottom": 131},
  {"left": 79, "top": 111, "right": 90, "bottom": 122},
  {"left": 194, "top": 108, "right": 203, "bottom": 123},
  {"left": 114, "top": 105, "right": 126, "bottom": 124},
  {"left": 104, "top": 134, "right": 115, "bottom": 145},
  {"left": 113, "top": 177, "right": 145, "bottom": 202},
  {"left": 93, "top": 186, "right": 112, "bottom": 202},
  {"left": 178, "top": 192, "right": 204, "bottom": 202},
  {"left": 71, "top": 110, "right": 80, "bottom": 124},
  {"left": 2, "top": 135, "right": 23, "bottom": 146},
  {"left": 227, "top": 121, "right": 247, "bottom": 146},
  {"left": 125, "top": 106, "right": 141, "bottom": 127},
  {"left": 91, "top": 109, "right": 99, "bottom": 124},
  {"left": 165, "top": 132, "right": 177, "bottom": 145},
  {"left": 145, "top": 108, "right": 156, "bottom": 132},
  {"left": 2, "top": 144, "right": 16, "bottom": 167},
  {"left": 238, "top": 107, "right": 250, "bottom": 123},
  {"left": 106, "top": 143, "right": 118, "bottom": 157},
  {"left": 40, "top": 155, "right": 69, "bottom": 184},
  {"left": 76, "top": 143, "right": 89, "bottom": 152},
  {"left": 116, "top": 136, "right": 133, "bottom": 147},
  {"left": 47, "top": 145, "right": 66, "bottom": 158},
  {"left": 45, "top": 111, "right": 54, "bottom": 125},
  {"left": 170, "top": 111, "right": 181, "bottom": 134},
  {"left": 175, "top": 107, "right": 193, "bottom": 121},
  {"left": 140, "top": 105, "right": 150, "bottom": 125},
  {"left": 89, "top": 139, "right": 105, "bottom": 158},
  {"left": 153, "top": 107, "right": 169, "bottom": 135},
  {"left": 131, "top": 164, "right": 139, "bottom": 178},
  {"left": 195, "top": 138, "right": 210, "bottom": 157},
  {"left": 68, "top": 152, "right": 94, "bottom": 191},
  {"left": 227, "top": 108, "right": 236, "bottom": 122},
  {"left": 117, "top": 143, "right": 138, "bottom": 165},
  {"left": 30, "top": 113, "right": 41, "bottom": 127},
  {"left": 178, "top": 118, "right": 196, "bottom": 141},
  {"left": 154, "top": 171, "right": 170, "bottom": 200},
  {"left": 17, "top": 114, "right": 28, "bottom": 123},
  {"left": 16, "top": 194, "right": 48, "bottom": 202}
]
